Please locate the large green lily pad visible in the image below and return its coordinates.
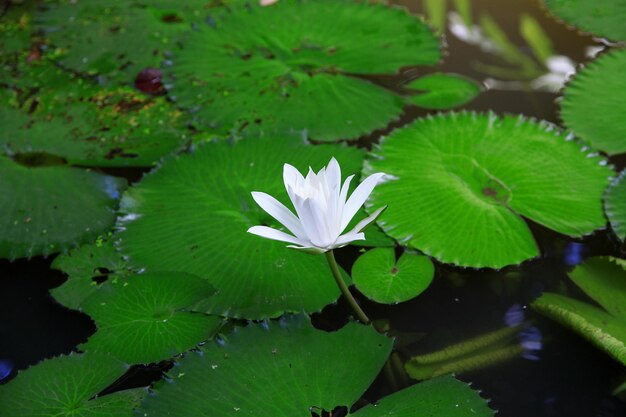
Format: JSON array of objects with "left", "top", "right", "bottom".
[
  {"left": 0, "top": 63, "right": 190, "bottom": 167},
  {"left": 80, "top": 272, "right": 221, "bottom": 364},
  {"left": 51, "top": 237, "right": 131, "bottom": 310},
  {"left": 352, "top": 248, "right": 435, "bottom": 304},
  {"left": 169, "top": 0, "right": 440, "bottom": 141},
  {"left": 36, "top": 0, "right": 218, "bottom": 81},
  {"left": 139, "top": 315, "right": 492, "bottom": 417},
  {"left": 542, "top": 0, "right": 626, "bottom": 42},
  {"left": 560, "top": 48, "right": 626, "bottom": 155},
  {"left": 532, "top": 257, "right": 626, "bottom": 365},
  {"left": 116, "top": 137, "right": 364, "bottom": 319},
  {"left": 364, "top": 112, "right": 611, "bottom": 268},
  {"left": 0, "top": 352, "right": 143, "bottom": 417},
  {"left": 606, "top": 170, "right": 626, "bottom": 242},
  {"left": 0, "top": 156, "right": 126, "bottom": 260}
]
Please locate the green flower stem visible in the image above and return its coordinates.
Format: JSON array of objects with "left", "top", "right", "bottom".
[{"left": 325, "top": 250, "right": 371, "bottom": 325}]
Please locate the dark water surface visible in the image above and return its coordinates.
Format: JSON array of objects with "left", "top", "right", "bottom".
[{"left": 1, "top": 0, "right": 625, "bottom": 416}]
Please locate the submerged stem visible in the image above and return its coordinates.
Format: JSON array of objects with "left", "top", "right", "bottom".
[{"left": 325, "top": 250, "right": 371, "bottom": 325}]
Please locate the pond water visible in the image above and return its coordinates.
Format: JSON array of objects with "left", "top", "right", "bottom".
[{"left": 0, "top": 0, "right": 625, "bottom": 416}]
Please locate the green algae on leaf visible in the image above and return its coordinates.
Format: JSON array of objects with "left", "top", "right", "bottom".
[
  {"left": 605, "top": 170, "right": 626, "bottom": 242},
  {"left": 364, "top": 112, "right": 612, "bottom": 268},
  {"left": 80, "top": 272, "right": 222, "bottom": 364},
  {"left": 542, "top": 0, "right": 626, "bottom": 42},
  {"left": 0, "top": 64, "right": 190, "bottom": 167},
  {"left": 352, "top": 248, "right": 434, "bottom": 304},
  {"left": 168, "top": 0, "right": 440, "bottom": 141},
  {"left": 532, "top": 257, "right": 626, "bottom": 366},
  {"left": 560, "top": 48, "right": 626, "bottom": 156},
  {"left": 116, "top": 137, "right": 364, "bottom": 319},
  {"left": 51, "top": 237, "right": 131, "bottom": 310},
  {"left": 0, "top": 156, "right": 126, "bottom": 260},
  {"left": 0, "top": 352, "right": 143, "bottom": 417}
]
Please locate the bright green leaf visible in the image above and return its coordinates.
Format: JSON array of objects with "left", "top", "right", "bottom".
[
  {"left": 406, "top": 73, "right": 482, "bottom": 109},
  {"left": 605, "top": 170, "right": 626, "bottom": 241},
  {"left": 543, "top": 0, "right": 626, "bottom": 42}
]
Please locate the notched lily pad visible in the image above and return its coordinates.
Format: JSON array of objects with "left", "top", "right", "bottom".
[
  {"left": 0, "top": 156, "right": 127, "bottom": 260},
  {"left": 352, "top": 248, "right": 435, "bottom": 304},
  {"left": 0, "top": 352, "right": 143, "bottom": 417},
  {"left": 560, "top": 48, "right": 626, "bottom": 156},
  {"left": 605, "top": 170, "right": 626, "bottom": 242},
  {"left": 139, "top": 315, "right": 393, "bottom": 416},
  {"left": 542, "top": 0, "right": 626, "bottom": 42},
  {"left": 364, "top": 112, "right": 612, "bottom": 268},
  {"left": 51, "top": 237, "right": 131, "bottom": 310},
  {"left": 116, "top": 137, "right": 365, "bottom": 319},
  {"left": 168, "top": 0, "right": 440, "bottom": 141},
  {"left": 80, "top": 271, "right": 222, "bottom": 364},
  {"left": 532, "top": 257, "right": 626, "bottom": 365},
  {"left": 406, "top": 73, "right": 483, "bottom": 110}
]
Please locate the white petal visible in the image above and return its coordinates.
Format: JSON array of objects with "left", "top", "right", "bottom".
[
  {"left": 342, "top": 206, "right": 386, "bottom": 236},
  {"left": 290, "top": 192, "right": 321, "bottom": 245},
  {"left": 247, "top": 226, "right": 308, "bottom": 246},
  {"left": 283, "top": 163, "right": 304, "bottom": 193},
  {"left": 340, "top": 173, "right": 385, "bottom": 231},
  {"left": 326, "top": 157, "right": 341, "bottom": 193},
  {"left": 286, "top": 244, "right": 326, "bottom": 254},
  {"left": 332, "top": 232, "right": 365, "bottom": 248},
  {"left": 251, "top": 192, "right": 306, "bottom": 239}
]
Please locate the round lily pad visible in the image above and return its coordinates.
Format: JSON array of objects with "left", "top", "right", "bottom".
[
  {"left": 543, "top": 0, "right": 626, "bottom": 42},
  {"left": 116, "top": 137, "right": 364, "bottom": 319},
  {"left": 169, "top": 0, "right": 440, "bottom": 141},
  {"left": 139, "top": 315, "right": 393, "bottom": 416},
  {"left": 0, "top": 2, "right": 39, "bottom": 86},
  {"left": 51, "top": 237, "right": 131, "bottom": 310},
  {"left": 80, "top": 272, "right": 221, "bottom": 364},
  {"left": 0, "top": 64, "right": 190, "bottom": 167},
  {"left": 0, "top": 352, "right": 143, "bottom": 417},
  {"left": 352, "top": 248, "right": 435, "bottom": 304},
  {"left": 35, "top": 0, "right": 216, "bottom": 82},
  {"left": 364, "top": 112, "right": 612, "bottom": 268},
  {"left": 605, "top": 170, "right": 626, "bottom": 241},
  {"left": 406, "top": 73, "right": 483, "bottom": 110},
  {"left": 560, "top": 48, "right": 626, "bottom": 156},
  {"left": 0, "top": 156, "right": 127, "bottom": 260}
]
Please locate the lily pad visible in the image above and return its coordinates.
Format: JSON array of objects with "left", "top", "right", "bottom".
[
  {"left": 139, "top": 315, "right": 492, "bottom": 417},
  {"left": 0, "top": 156, "right": 126, "bottom": 260},
  {"left": 169, "top": 0, "right": 440, "bottom": 141},
  {"left": 51, "top": 237, "right": 131, "bottom": 310},
  {"left": 532, "top": 257, "right": 626, "bottom": 365},
  {"left": 0, "top": 64, "right": 190, "bottom": 167},
  {"left": 0, "top": 1, "right": 39, "bottom": 86},
  {"left": 560, "top": 48, "right": 626, "bottom": 155},
  {"left": 36, "top": 0, "right": 217, "bottom": 81},
  {"left": 605, "top": 170, "right": 626, "bottom": 241},
  {"left": 0, "top": 352, "right": 143, "bottom": 417},
  {"left": 116, "top": 137, "right": 364, "bottom": 319},
  {"left": 364, "top": 112, "right": 611, "bottom": 268},
  {"left": 80, "top": 272, "right": 221, "bottom": 364},
  {"left": 352, "top": 248, "right": 434, "bottom": 304},
  {"left": 542, "top": 0, "right": 626, "bottom": 42},
  {"left": 406, "top": 73, "right": 483, "bottom": 110}
]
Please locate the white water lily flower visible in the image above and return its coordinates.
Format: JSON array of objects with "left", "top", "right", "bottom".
[{"left": 248, "top": 158, "right": 386, "bottom": 253}]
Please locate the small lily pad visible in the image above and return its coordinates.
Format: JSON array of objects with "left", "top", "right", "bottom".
[
  {"left": 560, "top": 48, "right": 626, "bottom": 155},
  {"left": 0, "top": 352, "right": 143, "bottom": 417},
  {"left": 168, "top": 0, "right": 440, "bottom": 141},
  {"left": 605, "top": 170, "right": 626, "bottom": 241},
  {"left": 51, "top": 237, "right": 131, "bottom": 310},
  {"left": 80, "top": 272, "right": 221, "bottom": 364},
  {"left": 116, "top": 137, "right": 364, "bottom": 319},
  {"left": 406, "top": 73, "right": 483, "bottom": 110},
  {"left": 139, "top": 315, "right": 393, "bottom": 416},
  {"left": 542, "top": 0, "right": 626, "bottom": 42},
  {"left": 352, "top": 248, "right": 434, "bottom": 304},
  {"left": 532, "top": 257, "right": 626, "bottom": 365},
  {"left": 364, "top": 112, "right": 612, "bottom": 268},
  {"left": 0, "top": 156, "right": 126, "bottom": 260}
]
